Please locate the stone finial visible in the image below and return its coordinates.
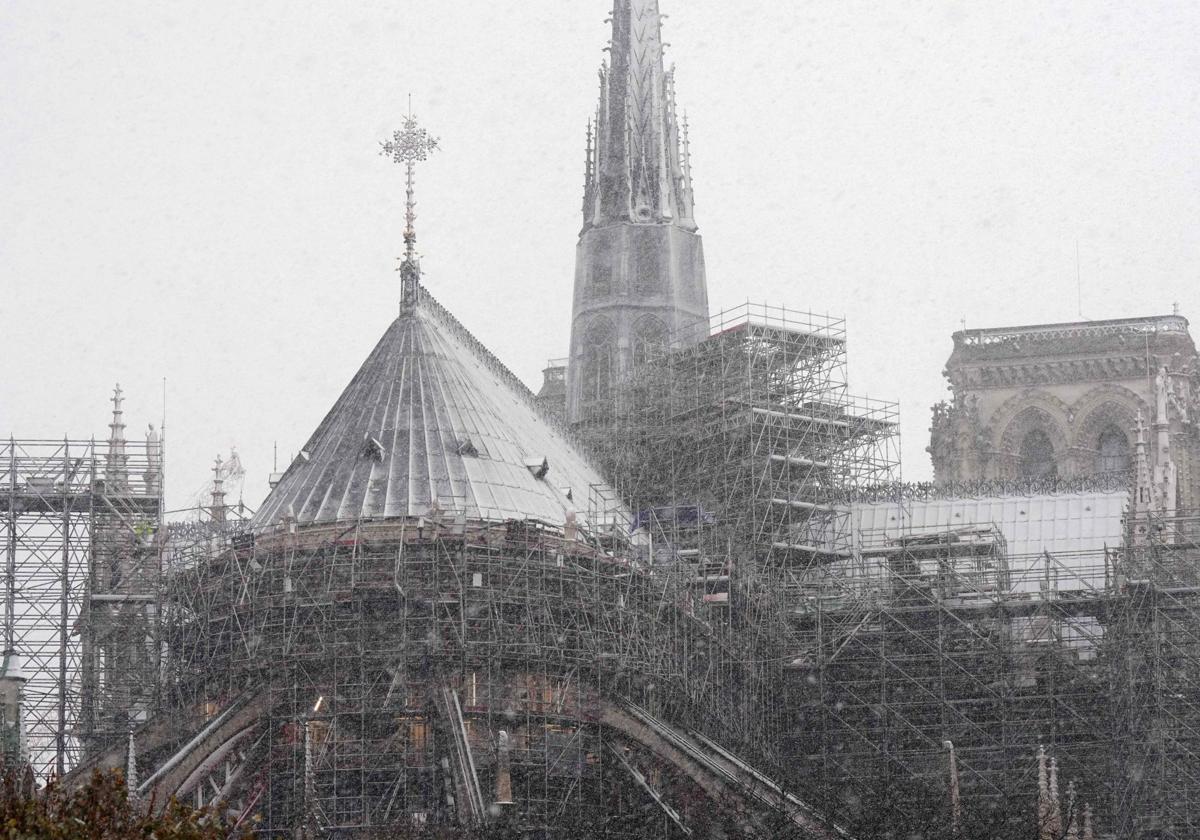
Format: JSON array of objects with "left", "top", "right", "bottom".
[
  {"left": 210, "top": 454, "right": 227, "bottom": 523},
  {"left": 494, "top": 729, "right": 514, "bottom": 807},
  {"left": 1064, "top": 780, "right": 1080, "bottom": 840},
  {"left": 1037, "top": 745, "right": 1052, "bottom": 840},
  {"left": 1047, "top": 757, "right": 1063, "bottom": 838},
  {"left": 105, "top": 383, "right": 130, "bottom": 491},
  {"left": 944, "top": 740, "right": 961, "bottom": 835},
  {"left": 125, "top": 729, "right": 141, "bottom": 809},
  {"left": 1081, "top": 803, "right": 1095, "bottom": 840}
]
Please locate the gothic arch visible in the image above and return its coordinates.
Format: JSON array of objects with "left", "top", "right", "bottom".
[
  {"left": 996, "top": 403, "right": 1070, "bottom": 480},
  {"left": 1066, "top": 385, "right": 1145, "bottom": 476},
  {"left": 1070, "top": 385, "right": 1147, "bottom": 444},
  {"left": 631, "top": 315, "right": 669, "bottom": 368},
  {"left": 988, "top": 390, "right": 1072, "bottom": 453},
  {"left": 1074, "top": 401, "right": 1140, "bottom": 467}
]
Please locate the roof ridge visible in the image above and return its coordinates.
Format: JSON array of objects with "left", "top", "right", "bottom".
[{"left": 415, "top": 282, "right": 538, "bottom": 403}]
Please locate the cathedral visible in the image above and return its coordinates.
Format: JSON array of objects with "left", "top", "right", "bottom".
[
  {"left": 3, "top": 2, "right": 1198, "bottom": 839},
  {"left": 48, "top": 4, "right": 853, "bottom": 838}
]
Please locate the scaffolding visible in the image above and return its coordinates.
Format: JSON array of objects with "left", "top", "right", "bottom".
[
  {"left": 576, "top": 301, "right": 1190, "bottom": 833},
  {"left": 20, "top": 299, "right": 1198, "bottom": 837},
  {"left": 150, "top": 496, "right": 787, "bottom": 836},
  {"left": 781, "top": 528, "right": 1116, "bottom": 829},
  {"left": 573, "top": 302, "right": 919, "bottom": 822},
  {"left": 1109, "top": 509, "right": 1200, "bottom": 839},
  {"left": 583, "top": 302, "right": 900, "bottom": 562},
  {"left": 0, "top": 435, "right": 163, "bottom": 777}
]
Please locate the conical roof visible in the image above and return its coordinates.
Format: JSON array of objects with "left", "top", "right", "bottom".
[{"left": 254, "top": 285, "right": 621, "bottom": 531}]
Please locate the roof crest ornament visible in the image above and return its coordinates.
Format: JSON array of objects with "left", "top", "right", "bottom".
[{"left": 381, "top": 96, "right": 440, "bottom": 313}]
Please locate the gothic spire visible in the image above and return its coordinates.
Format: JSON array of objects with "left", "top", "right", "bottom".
[
  {"left": 105, "top": 384, "right": 129, "bottom": 491},
  {"left": 210, "top": 454, "right": 227, "bottom": 524},
  {"left": 381, "top": 100, "right": 440, "bottom": 312},
  {"left": 586, "top": 0, "right": 695, "bottom": 231},
  {"left": 1047, "top": 757, "right": 1064, "bottom": 838},
  {"left": 944, "top": 740, "right": 961, "bottom": 835},
  {"left": 1064, "top": 781, "right": 1080, "bottom": 840},
  {"left": 566, "top": 1, "right": 710, "bottom": 425},
  {"left": 1037, "top": 745, "right": 1051, "bottom": 840},
  {"left": 125, "top": 729, "right": 141, "bottom": 807}
]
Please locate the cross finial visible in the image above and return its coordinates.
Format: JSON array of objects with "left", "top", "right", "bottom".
[{"left": 380, "top": 100, "right": 440, "bottom": 310}]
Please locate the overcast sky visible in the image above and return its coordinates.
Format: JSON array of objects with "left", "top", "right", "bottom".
[{"left": 2, "top": 0, "right": 1198, "bottom": 509}]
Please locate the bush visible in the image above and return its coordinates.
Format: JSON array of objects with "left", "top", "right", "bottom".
[{"left": 0, "top": 767, "right": 240, "bottom": 839}]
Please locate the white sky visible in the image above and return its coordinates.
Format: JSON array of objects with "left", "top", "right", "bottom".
[{"left": 2, "top": 0, "right": 1198, "bottom": 509}]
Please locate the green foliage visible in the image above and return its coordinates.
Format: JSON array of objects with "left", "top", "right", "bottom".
[{"left": 0, "top": 768, "right": 239, "bottom": 839}]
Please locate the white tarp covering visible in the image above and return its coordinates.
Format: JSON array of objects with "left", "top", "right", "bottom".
[{"left": 852, "top": 490, "right": 1127, "bottom": 596}]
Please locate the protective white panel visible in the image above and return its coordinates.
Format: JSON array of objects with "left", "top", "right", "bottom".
[{"left": 852, "top": 490, "right": 1126, "bottom": 595}]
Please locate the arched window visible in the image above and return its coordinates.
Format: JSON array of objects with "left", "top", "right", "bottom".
[
  {"left": 631, "top": 316, "right": 669, "bottom": 369},
  {"left": 1018, "top": 429, "right": 1057, "bottom": 478},
  {"left": 579, "top": 319, "right": 614, "bottom": 405},
  {"left": 1095, "top": 425, "right": 1130, "bottom": 474}
]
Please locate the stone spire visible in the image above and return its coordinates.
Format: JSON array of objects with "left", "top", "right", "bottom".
[
  {"left": 585, "top": 0, "right": 694, "bottom": 230},
  {"left": 1081, "top": 803, "right": 1095, "bottom": 840},
  {"left": 1132, "top": 384, "right": 1179, "bottom": 539},
  {"left": 566, "top": 1, "right": 710, "bottom": 424},
  {"left": 1151, "top": 365, "right": 1178, "bottom": 521},
  {"left": 944, "top": 740, "right": 961, "bottom": 835},
  {"left": 210, "top": 454, "right": 227, "bottom": 524},
  {"left": 1064, "top": 780, "right": 1080, "bottom": 840},
  {"left": 1047, "top": 757, "right": 1064, "bottom": 838},
  {"left": 1037, "top": 745, "right": 1052, "bottom": 840},
  {"left": 105, "top": 384, "right": 129, "bottom": 491},
  {"left": 125, "top": 729, "right": 141, "bottom": 808}
]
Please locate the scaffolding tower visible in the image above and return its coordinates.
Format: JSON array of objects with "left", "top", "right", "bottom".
[
  {"left": 583, "top": 302, "right": 899, "bottom": 561},
  {"left": 577, "top": 302, "right": 912, "bottom": 821},
  {"left": 1, "top": 433, "right": 163, "bottom": 776},
  {"left": 1110, "top": 509, "right": 1200, "bottom": 839}
]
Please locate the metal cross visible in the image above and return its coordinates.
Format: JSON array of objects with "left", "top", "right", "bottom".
[{"left": 381, "top": 102, "right": 440, "bottom": 268}]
